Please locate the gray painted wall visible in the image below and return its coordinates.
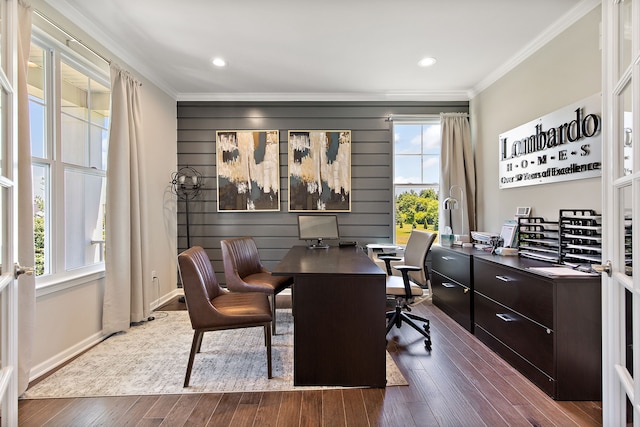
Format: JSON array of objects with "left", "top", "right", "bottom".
[{"left": 177, "top": 101, "right": 468, "bottom": 284}]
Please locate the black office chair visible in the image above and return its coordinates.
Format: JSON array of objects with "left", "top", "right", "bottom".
[{"left": 379, "top": 229, "right": 436, "bottom": 350}]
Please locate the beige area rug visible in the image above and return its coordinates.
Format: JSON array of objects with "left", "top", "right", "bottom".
[{"left": 23, "top": 310, "right": 407, "bottom": 399}]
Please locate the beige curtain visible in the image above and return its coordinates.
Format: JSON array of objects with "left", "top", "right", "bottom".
[
  {"left": 103, "top": 64, "right": 150, "bottom": 335},
  {"left": 17, "top": 0, "right": 35, "bottom": 395},
  {"left": 439, "top": 113, "right": 476, "bottom": 239}
]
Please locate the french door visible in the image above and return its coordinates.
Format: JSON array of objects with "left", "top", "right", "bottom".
[
  {"left": 601, "top": 0, "right": 640, "bottom": 425},
  {"left": 0, "top": 0, "right": 19, "bottom": 425}
]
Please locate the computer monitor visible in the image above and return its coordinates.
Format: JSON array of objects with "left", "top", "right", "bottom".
[{"left": 297, "top": 214, "right": 339, "bottom": 249}]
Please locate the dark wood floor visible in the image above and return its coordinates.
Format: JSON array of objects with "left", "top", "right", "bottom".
[{"left": 18, "top": 296, "right": 602, "bottom": 426}]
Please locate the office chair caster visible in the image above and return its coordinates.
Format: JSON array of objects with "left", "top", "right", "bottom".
[{"left": 425, "top": 338, "right": 432, "bottom": 351}]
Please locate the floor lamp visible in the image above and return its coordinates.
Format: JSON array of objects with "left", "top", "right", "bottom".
[
  {"left": 171, "top": 167, "right": 203, "bottom": 303},
  {"left": 171, "top": 166, "right": 203, "bottom": 249}
]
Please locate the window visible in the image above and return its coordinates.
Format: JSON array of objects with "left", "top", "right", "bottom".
[
  {"left": 393, "top": 120, "right": 441, "bottom": 245},
  {"left": 28, "top": 36, "right": 110, "bottom": 283}
]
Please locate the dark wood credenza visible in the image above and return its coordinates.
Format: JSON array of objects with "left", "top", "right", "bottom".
[{"left": 431, "top": 245, "right": 601, "bottom": 401}]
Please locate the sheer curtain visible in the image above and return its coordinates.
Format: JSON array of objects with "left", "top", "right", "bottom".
[
  {"left": 102, "top": 64, "right": 150, "bottom": 335},
  {"left": 439, "top": 113, "right": 476, "bottom": 240},
  {"left": 17, "top": 0, "right": 35, "bottom": 395}
]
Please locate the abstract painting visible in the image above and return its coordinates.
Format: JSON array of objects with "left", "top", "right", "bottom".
[
  {"left": 216, "top": 130, "right": 280, "bottom": 211},
  {"left": 288, "top": 130, "right": 351, "bottom": 212}
]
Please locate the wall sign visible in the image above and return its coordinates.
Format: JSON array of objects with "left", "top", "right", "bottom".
[{"left": 499, "top": 93, "right": 601, "bottom": 189}]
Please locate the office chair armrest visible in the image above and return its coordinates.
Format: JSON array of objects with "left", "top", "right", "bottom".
[
  {"left": 378, "top": 255, "right": 402, "bottom": 276},
  {"left": 393, "top": 265, "right": 421, "bottom": 272},
  {"left": 393, "top": 265, "right": 421, "bottom": 299}
]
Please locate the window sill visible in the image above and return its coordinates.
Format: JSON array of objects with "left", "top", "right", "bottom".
[{"left": 36, "top": 265, "right": 106, "bottom": 298}]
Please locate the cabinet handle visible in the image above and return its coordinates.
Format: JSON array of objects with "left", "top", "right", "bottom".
[
  {"left": 496, "top": 313, "right": 516, "bottom": 322},
  {"left": 495, "top": 275, "right": 512, "bottom": 282},
  {"left": 441, "top": 256, "right": 455, "bottom": 261},
  {"left": 442, "top": 282, "right": 456, "bottom": 288},
  {"left": 463, "top": 288, "right": 469, "bottom": 294}
]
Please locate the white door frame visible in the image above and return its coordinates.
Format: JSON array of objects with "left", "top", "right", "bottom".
[
  {"left": 601, "top": 0, "right": 639, "bottom": 425},
  {"left": 0, "top": 0, "right": 20, "bottom": 424}
]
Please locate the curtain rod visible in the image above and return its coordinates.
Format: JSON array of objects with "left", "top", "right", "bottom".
[{"left": 33, "top": 9, "right": 111, "bottom": 65}]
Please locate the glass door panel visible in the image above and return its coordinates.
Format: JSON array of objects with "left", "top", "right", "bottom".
[
  {"left": 619, "top": 0, "right": 633, "bottom": 80},
  {"left": 619, "top": 80, "right": 633, "bottom": 177}
]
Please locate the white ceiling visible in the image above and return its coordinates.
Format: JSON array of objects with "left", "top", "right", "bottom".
[{"left": 44, "top": 0, "right": 598, "bottom": 101}]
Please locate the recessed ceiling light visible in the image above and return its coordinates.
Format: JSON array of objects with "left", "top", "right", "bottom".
[
  {"left": 418, "top": 57, "right": 437, "bottom": 67},
  {"left": 212, "top": 57, "right": 227, "bottom": 67}
]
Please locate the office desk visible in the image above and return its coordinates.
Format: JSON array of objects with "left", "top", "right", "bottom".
[{"left": 273, "top": 246, "right": 387, "bottom": 387}]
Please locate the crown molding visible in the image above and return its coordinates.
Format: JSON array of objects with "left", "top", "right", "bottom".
[{"left": 176, "top": 91, "right": 471, "bottom": 103}]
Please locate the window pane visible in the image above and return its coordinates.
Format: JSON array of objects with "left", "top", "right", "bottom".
[
  {"left": 27, "top": 44, "right": 45, "bottom": 102},
  {"left": 29, "top": 100, "right": 45, "bottom": 158},
  {"left": 64, "top": 170, "right": 105, "bottom": 270},
  {"left": 32, "top": 163, "right": 49, "bottom": 276},
  {"left": 61, "top": 113, "right": 89, "bottom": 166},
  {"left": 619, "top": 0, "right": 633, "bottom": 79},
  {"left": 89, "top": 124, "right": 107, "bottom": 170},
  {"left": 394, "top": 125, "right": 422, "bottom": 154},
  {"left": 90, "top": 80, "right": 110, "bottom": 126},
  {"left": 422, "top": 124, "right": 441, "bottom": 154},
  {"left": 61, "top": 61, "right": 88, "bottom": 120},
  {"left": 28, "top": 44, "right": 46, "bottom": 158},
  {"left": 619, "top": 80, "right": 633, "bottom": 177},
  {"left": 422, "top": 155, "right": 440, "bottom": 183},
  {"left": 395, "top": 156, "right": 421, "bottom": 183}
]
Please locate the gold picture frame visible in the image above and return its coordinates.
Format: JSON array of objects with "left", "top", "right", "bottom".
[
  {"left": 288, "top": 130, "right": 351, "bottom": 212},
  {"left": 216, "top": 130, "right": 281, "bottom": 211}
]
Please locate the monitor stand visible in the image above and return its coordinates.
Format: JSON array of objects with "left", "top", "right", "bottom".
[{"left": 307, "top": 238, "right": 329, "bottom": 249}]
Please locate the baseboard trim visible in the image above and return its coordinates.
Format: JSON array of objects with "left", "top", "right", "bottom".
[
  {"left": 29, "top": 288, "right": 185, "bottom": 384},
  {"left": 28, "top": 330, "right": 106, "bottom": 383}
]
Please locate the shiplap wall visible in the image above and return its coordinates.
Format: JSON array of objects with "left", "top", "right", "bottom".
[{"left": 177, "top": 101, "right": 469, "bottom": 284}]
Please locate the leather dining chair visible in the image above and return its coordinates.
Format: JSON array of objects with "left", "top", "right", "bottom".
[
  {"left": 379, "top": 229, "right": 436, "bottom": 350},
  {"left": 178, "top": 246, "right": 273, "bottom": 387},
  {"left": 221, "top": 237, "right": 293, "bottom": 334}
]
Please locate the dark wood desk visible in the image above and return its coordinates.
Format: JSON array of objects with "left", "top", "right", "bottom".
[{"left": 273, "top": 246, "right": 387, "bottom": 387}]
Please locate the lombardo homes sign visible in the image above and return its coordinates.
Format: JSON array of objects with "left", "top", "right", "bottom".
[{"left": 499, "top": 93, "right": 602, "bottom": 189}]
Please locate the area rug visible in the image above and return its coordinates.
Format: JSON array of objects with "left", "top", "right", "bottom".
[{"left": 22, "top": 309, "right": 407, "bottom": 399}]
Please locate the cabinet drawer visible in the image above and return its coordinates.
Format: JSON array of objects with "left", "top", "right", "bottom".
[
  {"left": 475, "top": 293, "right": 554, "bottom": 376},
  {"left": 432, "top": 272, "right": 472, "bottom": 332},
  {"left": 474, "top": 258, "right": 553, "bottom": 327},
  {"left": 432, "top": 246, "right": 471, "bottom": 285}
]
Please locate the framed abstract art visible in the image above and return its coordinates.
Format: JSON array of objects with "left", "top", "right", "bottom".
[
  {"left": 288, "top": 130, "right": 351, "bottom": 212},
  {"left": 216, "top": 130, "right": 280, "bottom": 211}
]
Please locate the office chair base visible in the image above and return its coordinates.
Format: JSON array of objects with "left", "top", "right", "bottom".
[{"left": 385, "top": 307, "right": 432, "bottom": 351}]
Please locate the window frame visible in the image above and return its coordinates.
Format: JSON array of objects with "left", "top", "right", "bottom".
[
  {"left": 30, "top": 27, "right": 110, "bottom": 291},
  {"left": 392, "top": 117, "right": 441, "bottom": 244}
]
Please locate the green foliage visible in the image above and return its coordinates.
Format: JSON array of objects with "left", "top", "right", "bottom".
[
  {"left": 395, "top": 189, "right": 439, "bottom": 230},
  {"left": 34, "top": 195, "right": 45, "bottom": 276}
]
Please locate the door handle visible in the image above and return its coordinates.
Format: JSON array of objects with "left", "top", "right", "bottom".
[
  {"left": 592, "top": 260, "right": 612, "bottom": 277},
  {"left": 14, "top": 263, "right": 35, "bottom": 279},
  {"left": 495, "top": 275, "right": 512, "bottom": 282}
]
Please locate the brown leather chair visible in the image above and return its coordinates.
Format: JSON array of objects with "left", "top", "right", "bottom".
[
  {"left": 178, "top": 246, "right": 272, "bottom": 387},
  {"left": 221, "top": 237, "right": 293, "bottom": 334},
  {"left": 379, "top": 229, "right": 435, "bottom": 350}
]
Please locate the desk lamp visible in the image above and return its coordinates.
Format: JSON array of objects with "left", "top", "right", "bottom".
[{"left": 442, "top": 185, "right": 469, "bottom": 243}]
